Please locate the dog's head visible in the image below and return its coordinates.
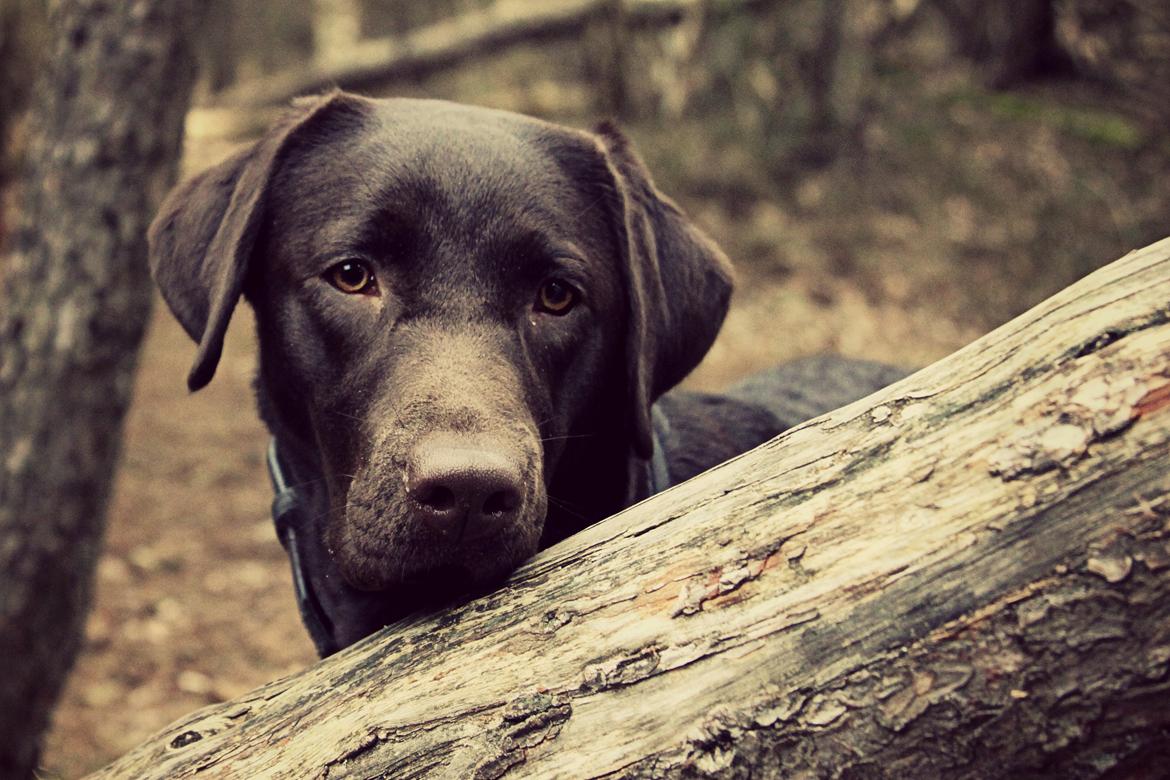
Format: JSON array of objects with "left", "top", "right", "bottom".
[{"left": 149, "top": 91, "right": 731, "bottom": 626}]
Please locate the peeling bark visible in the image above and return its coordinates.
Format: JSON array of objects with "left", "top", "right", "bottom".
[{"left": 92, "top": 237, "right": 1170, "bottom": 778}]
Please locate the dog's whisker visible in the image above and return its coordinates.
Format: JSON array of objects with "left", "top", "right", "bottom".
[
  {"left": 326, "top": 409, "right": 365, "bottom": 423},
  {"left": 546, "top": 494, "right": 590, "bottom": 523},
  {"left": 304, "top": 504, "right": 345, "bottom": 527},
  {"left": 282, "top": 475, "right": 331, "bottom": 491},
  {"left": 280, "top": 470, "right": 359, "bottom": 492},
  {"left": 539, "top": 433, "right": 596, "bottom": 443}
]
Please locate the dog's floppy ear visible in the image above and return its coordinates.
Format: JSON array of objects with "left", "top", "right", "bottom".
[
  {"left": 593, "top": 122, "right": 734, "bottom": 458},
  {"left": 148, "top": 90, "right": 364, "bottom": 391}
]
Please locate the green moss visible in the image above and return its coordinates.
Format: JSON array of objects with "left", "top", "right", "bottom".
[{"left": 962, "top": 92, "right": 1144, "bottom": 149}]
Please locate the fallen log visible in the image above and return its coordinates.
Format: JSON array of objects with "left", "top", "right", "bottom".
[
  {"left": 93, "top": 236, "right": 1170, "bottom": 778},
  {"left": 210, "top": 0, "right": 770, "bottom": 108}
]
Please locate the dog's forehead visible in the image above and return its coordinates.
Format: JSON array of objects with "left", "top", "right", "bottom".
[
  {"left": 269, "top": 99, "right": 602, "bottom": 259},
  {"left": 372, "top": 98, "right": 566, "bottom": 169}
]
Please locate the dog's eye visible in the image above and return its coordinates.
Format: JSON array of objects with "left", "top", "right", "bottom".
[
  {"left": 536, "top": 279, "right": 577, "bottom": 315},
  {"left": 326, "top": 260, "right": 377, "bottom": 295}
]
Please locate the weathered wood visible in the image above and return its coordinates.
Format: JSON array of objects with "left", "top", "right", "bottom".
[
  {"left": 93, "top": 237, "right": 1170, "bottom": 778},
  {"left": 210, "top": 0, "right": 770, "bottom": 108}
]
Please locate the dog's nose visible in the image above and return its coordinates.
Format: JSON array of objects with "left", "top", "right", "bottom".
[{"left": 407, "top": 437, "right": 524, "bottom": 540}]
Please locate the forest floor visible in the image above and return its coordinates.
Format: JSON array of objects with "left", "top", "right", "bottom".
[{"left": 39, "top": 45, "right": 1170, "bottom": 777}]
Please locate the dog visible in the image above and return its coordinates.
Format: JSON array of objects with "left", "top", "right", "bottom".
[{"left": 149, "top": 90, "right": 903, "bottom": 655}]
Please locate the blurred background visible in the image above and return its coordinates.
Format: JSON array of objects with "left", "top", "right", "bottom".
[{"left": 2, "top": 0, "right": 1167, "bottom": 775}]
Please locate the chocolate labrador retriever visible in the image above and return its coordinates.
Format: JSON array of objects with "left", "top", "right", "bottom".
[{"left": 149, "top": 90, "right": 902, "bottom": 655}]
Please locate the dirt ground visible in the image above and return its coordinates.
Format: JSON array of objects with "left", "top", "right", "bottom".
[{"left": 38, "top": 59, "right": 1169, "bottom": 776}]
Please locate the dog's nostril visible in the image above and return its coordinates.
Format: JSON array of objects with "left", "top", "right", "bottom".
[
  {"left": 416, "top": 484, "right": 456, "bottom": 512},
  {"left": 482, "top": 488, "right": 519, "bottom": 516},
  {"left": 407, "top": 435, "right": 526, "bottom": 538}
]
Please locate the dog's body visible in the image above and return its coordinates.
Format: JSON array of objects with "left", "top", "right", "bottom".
[{"left": 150, "top": 92, "right": 902, "bottom": 655}]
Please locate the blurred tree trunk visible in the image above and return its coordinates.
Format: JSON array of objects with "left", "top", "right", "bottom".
[
  {"left": 358, "top": 0, "right": 463, "bottom": 37},
  {"left": 712, "top": 0, "right": 878, "bottom": 175},
  {"left": 934, "top": 0, "right": 1074, "bottom": 87},
  {"left": 0, "top": 1, "right": 48, "bottom": 233},
  {"left": 312, "top": 0, "right": 363, "bottom": 67},
  {"left": 1055, "top": 0, "right": 1170, "bottom": 128},
  {"left": 0, "top": 1, "right": 198, "bottom": 778},
  {"left": 197, "top": 0, "right": 239, "bottom": 94},
  {"left": 582, "top": 0, "right": 630, "bottom": 118},
  {"left": 199, "top": 0, "right": 312, "bottom": 90},
  {"left": 794, "top": 0, "right": 874, "bottom": 166}
]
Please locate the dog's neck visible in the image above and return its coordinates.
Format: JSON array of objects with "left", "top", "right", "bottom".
[
  {"left": 539, "top": 404, "right": 673, "bottom": 546},
  {"left": 265, "top": 440, "right": 335, "bottom": 652}
]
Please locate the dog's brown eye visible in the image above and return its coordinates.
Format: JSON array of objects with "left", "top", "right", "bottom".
[
  {"left": 536, "top": 279, "right": 577, "bottom": 314},
  {"left": 326, "top": 260, "right": 376, "bottom": 295}
]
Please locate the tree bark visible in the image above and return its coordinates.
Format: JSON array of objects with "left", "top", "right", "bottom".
[
  {"left": 0, "top": 2, "right": 197, "bottom": 777},
  {"left": 92, "top": 237, "right": 1170, "bottom": 777},
  {"left": 211, "top": 0, "right": 773, "bottom": 108}
]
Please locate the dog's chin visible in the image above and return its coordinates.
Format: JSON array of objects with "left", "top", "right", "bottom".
[
  {"left": 388, "top": 564, "right": 502, "bottom": 607},
  {"left": 330, "top": 515, "right": 544, "bottom": 594}
]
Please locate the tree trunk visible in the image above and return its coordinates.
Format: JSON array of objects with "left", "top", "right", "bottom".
[
  {"left": 92, "top": 237, "right": 1170, "bottom": 778},
  {"left": 0, "top": 2, "right": 197, "bottom": 777}
]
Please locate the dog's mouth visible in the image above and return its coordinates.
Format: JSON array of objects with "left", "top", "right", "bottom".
[
  {"left": 393, "top": 563, "right": 497, "bottom": 604},
  {"left": 332, "top": 510, "right": 544, "bottom": 594}
]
